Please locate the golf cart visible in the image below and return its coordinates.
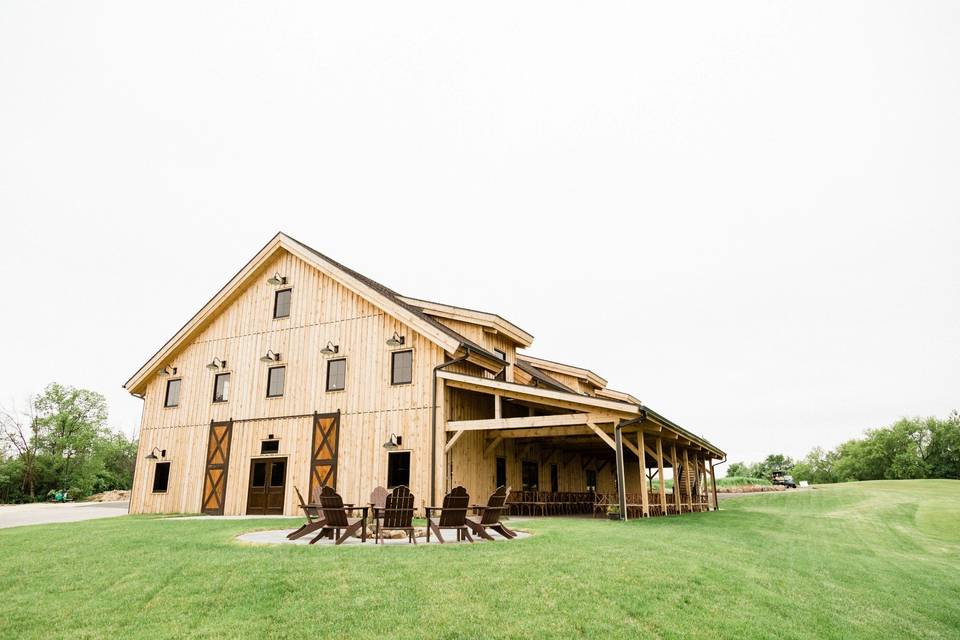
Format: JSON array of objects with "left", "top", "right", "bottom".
[{"left": 771, "top": 470, "right": 798, "bottom": 489}]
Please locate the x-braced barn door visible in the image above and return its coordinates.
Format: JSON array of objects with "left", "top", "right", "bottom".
[
  {"left": 309, "top": 411, "right": 340, "bottom": 503},
  {"left": 201, "top": 419, "right": 233, "bottom": 515}
]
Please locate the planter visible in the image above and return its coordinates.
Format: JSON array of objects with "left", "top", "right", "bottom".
[{"left": 607, "top": 512, "right": 621, "bottom": 521}]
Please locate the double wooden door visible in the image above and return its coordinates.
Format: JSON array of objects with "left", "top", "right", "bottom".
[{"left": 246, "top": 458, "right": 287, "bottom": 515}]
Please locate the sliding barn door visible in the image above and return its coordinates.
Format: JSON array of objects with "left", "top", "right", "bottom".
[
  {"left": 309, "top": 411, "right": 340, "bottom": 503},
  {"left": 201, "top": 419, "right": 233, "bottom": 515}
]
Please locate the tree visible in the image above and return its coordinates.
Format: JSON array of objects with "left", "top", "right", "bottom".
[
  {"left": 0, "top": 400, "right": 41, "bottom": 499},
  {"left": 33, "top": 383, "right": 109, "bottom": 494}
]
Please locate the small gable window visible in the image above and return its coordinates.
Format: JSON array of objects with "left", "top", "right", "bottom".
[
  {"left": 391, "top": 350, "right": 413, "bottom": 385},
  {"left": 152, "top": 462, "right": 171, "bottom": 493},
  {"left": 164, "top": 379, "right": 181, "bottom": 408},
  {"left": 273, "top": 289, "right": 292, "bottom": 319},
  {"left": 326, "top": 358, "right": 346, "bottom": 392},
  {"left": 212, "top": 372, "right": 230, "bottom": 403},
  {"left": 267, "top": 366, "right": 286, "bottom": 398}
]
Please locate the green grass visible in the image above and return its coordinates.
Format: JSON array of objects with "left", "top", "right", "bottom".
[{"left": 1, "top": 480, "right": 958, "bottom": 639}]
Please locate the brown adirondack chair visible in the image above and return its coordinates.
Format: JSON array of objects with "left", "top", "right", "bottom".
[
  {"left": 368, "top": 485, "right": 388, "bottom": 538},
  {"left": 309, "top": 486, "right": 368, "bottom": 545},
  {"left": 466, "top": 485, "right": 516, "bottom": 540},
  {"left": 424, "top": 486, "right": 473, "bottom": 544},
  {"left": 373, "top": 485, "right": 416, "bottom": 544},
  {"left": 287, "top": 486, "right": 326, "bottom": 540}
]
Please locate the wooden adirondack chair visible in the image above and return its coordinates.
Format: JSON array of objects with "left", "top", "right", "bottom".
[
  {"left": 466, "top": 485, "right": 516, "bottom": 540},
  {"left": 287, "top": 486, "right": 326, "bottom": 540},
  {"left": 373, "top": 485, "right": 416, "bottom": 544},
  {"left": 309, "top": 486, "right": 368, "bottom": 545},
  {"left": 424, "top": 486, "right": 473, "bottom": 544},
  {"left": 368, "top": 485, "right": 388, "bottom": 538}
]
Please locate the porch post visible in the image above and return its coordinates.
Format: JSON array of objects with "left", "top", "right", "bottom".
[
  {"left": 709, "top": 458, "right": 719, "bottom": 511},
  {"left": 614, "top": 422, "right": 628, "bottom": 521},
  {"left": 683, "top": 448, "right": 691, "bottom": 513},
  {"left": 656, "top": 438, "right": 667, "bottom": 515},
  {"left": 638, "top": 431, "right": 649, "bottom": 517},
  {"left": 671, "top": 445, "right": 682, "bottom": 514}
]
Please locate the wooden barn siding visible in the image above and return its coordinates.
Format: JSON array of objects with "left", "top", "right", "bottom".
[
  {"left": 131, "top": 250, "right": 447, "bottom": 515},
  {"left": 431, "top": 318, "right": 517, "bottom": 382}
]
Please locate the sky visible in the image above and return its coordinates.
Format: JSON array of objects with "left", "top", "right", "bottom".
[{"left": 1, "top": 2, "right": 958, "bottom": 468}]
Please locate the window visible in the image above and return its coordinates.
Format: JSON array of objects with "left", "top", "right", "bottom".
[
  {"left": 387, "top": 451, "right": 411, "bottom": 488},
  {"left": 266, "top": 366, "right": 285, "bottom": 397},
  {"left": 273, "top": 289, "right": 292, "bottom": 319},
  {"left": 391, "top": 350, "right": 413, "bottom": 385},
  {"left": 585, "top": 469, "right": 597, "bottom": 492},
  {"left": 494, "top": 348, "right": 507, "bottom": 381},
  {"left": 550, "top": 463, "right": 559, "bottom": 493},
  {"left": 212, "top": 372, "right": 230, "bottom": 403},
  {"left": 326, "top": 358, "right": 346, "bottom": 392},
  {"left": 521, "top": 461, "right": 539, "bottom": 491},
  {"left": 260, "top": 439, "right": 279, "bottom": 455},
  {"left": 270, "top": 460, "right": 286, "bottom": 487},
  {"left": 152, "top": 462, "right": 170, "bottom": 493},
  {"left": 164, "top": 379, "right": 181, "bottom": 408},
  {"left": 495, "top": 456, "right": 507, "bottom": 488}
]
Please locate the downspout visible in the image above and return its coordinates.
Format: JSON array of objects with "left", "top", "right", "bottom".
[{"left": 431, "top": 347, "right": 473, "bottom": 506}]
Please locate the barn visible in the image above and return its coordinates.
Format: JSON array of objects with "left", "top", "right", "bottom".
[{"left": 125, "top": 232, "right": 724, "bottom": 518}]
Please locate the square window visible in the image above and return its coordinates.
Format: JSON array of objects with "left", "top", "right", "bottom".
[
  {"left": 152, "top": 462, "right": 170, "bottom": 493},
  {"left": 521, "top": 460, "right": 539, "bottom": 491},
  {"left": 326, "top": 358, "right": 346, "bottom": 392},
  {"left": 212, "top": 372, "right": 230, "bottom": 403},
  {"left": 387, "top": 451, "right": 411, "bottom": 488},
  {"left": 273, "top": 289, "right": 292, "bottom": 319},
  {"left": 260, "top": 439, "right": 280, "bottom": 455},
  {"left": 164, "top": 379, "right": 181, "bottom": 408},
  {"left": 391, "top": 350, "right": 413, "bottom": 385},
  {"left": 267, "top": 366, "right": 285, "bottom": 397}
]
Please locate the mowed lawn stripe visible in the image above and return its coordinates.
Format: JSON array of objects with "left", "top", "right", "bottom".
[{"left": 0, "top": 480, "right": 957, "bottom": 639}]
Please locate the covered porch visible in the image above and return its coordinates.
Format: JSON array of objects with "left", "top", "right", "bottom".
[{"left": 440, "top": 371, "right": 724, "bottom": 519}]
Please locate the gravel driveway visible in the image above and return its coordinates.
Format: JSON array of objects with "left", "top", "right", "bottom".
[{"left": 0, "top": 501, "right": 129, "bottom": 529}]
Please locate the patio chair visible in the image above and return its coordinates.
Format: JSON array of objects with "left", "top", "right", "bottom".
[
  {"left": 373, "top": 485, "right": 416, "bottom": 544},
  {"left": 309, "top": 486, "right": 368, "bottom": 545},
  {"left": 592, "top": 492, "right": 609, "bottom": 518},
  {"left": 425, "top": 486, "right": 474, "bottom": 544},
  {"left": 368, "top": 485, "right": 388, "bottom": 538},
  {"left": 466, "top": 485, "right": 516, "bottom": 541},
  {"left": 287, "top": 486, "right": 326, "bottom": 540}
]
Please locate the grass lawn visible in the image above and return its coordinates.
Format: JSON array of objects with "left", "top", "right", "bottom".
[{"left": 1, "top": 480, "right": 958, "bottom": 639}]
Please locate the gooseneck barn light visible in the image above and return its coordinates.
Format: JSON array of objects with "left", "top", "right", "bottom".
[
  {"left": 320, "top": 341, "right": 339, "bottom": 356},
  {"left": 260, "top": 350, "right": 282, "bottom": 363},
  {"left": 144, "top": 447, "right": 166, "bottom": 460},
  {"left": 382, "top": 433, "right": 403, "bottom": 449},
  {"left": 386, "top": 332, "right": 405, "bottom": 347},
  {"left": 206, "top": 357, "right": 227, "bottom": 371},
  {"left": 267, "top": 273, "right": 287, "bottom": 286}
]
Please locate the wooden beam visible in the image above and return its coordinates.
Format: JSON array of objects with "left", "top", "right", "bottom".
[
  {"left": 656, "top": 437, "right": 667, "bottom": 514},
  {"left": 563, "top": 452, "right": 577, "bottom": 468},
  {"left": 671, "top": 445, "right": 681, "bottom": 514},
  {"left": 483, "top": 436, "right": 503, "bottom": 458},
  {"left": 709, "top": 458, "right": 719, "bottom": 511},
  {"left": 494, "top": 394, "right": 502, "bottom": 419},
  {"left": 497, "top": 425, "right": 596, "bottom": 439},
  {"left": 438, "top": 371, "right": 640, "bottom": 415},
  {"left": 683, "top": 448, "right": 692, "bottom": 512},
  {"left": 638, "top": 430, "right": 649, "bottom": 517},
  {"left": 444, "top": 430, "right": 465, "bottom": 453},
  {"left": 587, "top": 422, "right": 617, "bottom": 451},
  {"left": 446, "top": 413, "right": 592, "bottom": 432}
]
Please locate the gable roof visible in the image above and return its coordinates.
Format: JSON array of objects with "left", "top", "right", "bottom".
[
  {"left": 516, "top": 354, "right": 608, "bottom": 389},
  {"left": 124, "top": 232, "right": 505, "bottom": 395},
  {"left": 513, "top": 359, "right": 578, "bottom": 394},
  {"left": 397, "top": 296, "right": 534, "bottom": 348}
]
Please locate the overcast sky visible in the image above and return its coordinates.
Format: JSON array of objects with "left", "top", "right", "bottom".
[{"left": 1, "top": 2, "right": 957, "bottom": 467}]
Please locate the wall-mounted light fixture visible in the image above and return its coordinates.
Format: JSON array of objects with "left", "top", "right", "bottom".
[
  {"left": 144, "top": 447, "right": 167, "bottom": 460},
  {"left": 260, "top": 349, "right": 282, "bottom": 363},
  {"left": 382, "top": 433, "right": 403, "bottom": 449},
  {"left": 157, "top": 365, "right": 177, "bottom": 377},
  {"left": 320, "top": 341, "right": 339, "bottom": 356},
  {"left": 267, "top": 273, "right": 287, "bottom": 286},
  {"left": 206, "top": 357, "right": 227, "bottom": 371},
  {"left": 386, "top": 332, "right": 405, "bottom": 347}
]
